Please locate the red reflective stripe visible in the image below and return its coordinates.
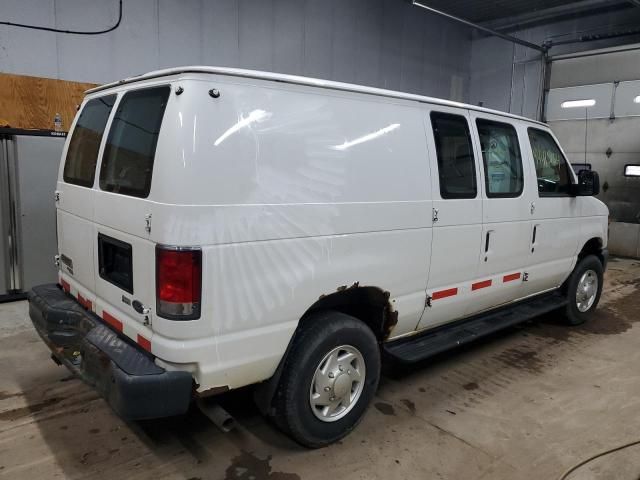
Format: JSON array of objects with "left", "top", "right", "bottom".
[
  {"left": 60, "top": 279, "right": 70, "bottom": 293},
  {"left": 472, "top": 279, "right": 492, "bottom": 291},
  {"left": 77, "top": 293, "right": 92, "bottom": 311},
  {"left": 503, "top": 272, "right": 521, "bottom": 283},
  {"left": 137, "top": 335, "right": 151, "bottom": 352},
  {"left": 102, "top": 311, "right": 123, "bottom": 332},
  {"left": 432, "top": 287, "right": 458, "bottom": 300}
]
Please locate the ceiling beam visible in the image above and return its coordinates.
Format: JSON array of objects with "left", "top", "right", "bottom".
[
  {"left": 412, "top": 0, "right": 546, "bottom": 52},
  {"left": 482, "top": 0, "right": 631, "bottom": 32}
]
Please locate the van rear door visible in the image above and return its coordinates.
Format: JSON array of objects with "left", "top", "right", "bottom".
[
  {"left": 92, "top": 86, "right": 171, "bottom": 330},
  {"left": 57, "top": 94, "right": 116, "bottom": 300}
]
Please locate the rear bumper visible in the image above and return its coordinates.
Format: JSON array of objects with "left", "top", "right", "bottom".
[{"left": 28, "top": 283, "right": 193, "bottom": 419}]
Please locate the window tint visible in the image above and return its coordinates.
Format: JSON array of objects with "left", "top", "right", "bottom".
[
  {"left": 63, "top": 95, "right": 116, "bottom": 187},
  {"left": 476, "top": 119, "right": 524, "bottom": 198},
  {"left": 528, "top": 128, "right": 572, "bottom": 196},
  {"left": 99, "top": 86, "right": 170, "bottom": 198},
  {"left": 430, "top": 112, "right": 477, "bottom": 199}
]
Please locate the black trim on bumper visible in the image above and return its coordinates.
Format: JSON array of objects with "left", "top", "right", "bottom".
[{"left": 28, "top": 283, "right": 193, "bottom": 419}]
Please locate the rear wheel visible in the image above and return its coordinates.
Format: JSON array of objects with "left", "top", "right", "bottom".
[
  {"left": 563, "top": 254, "right": 604, "bottom": 325},
  {"left": 273, "top": 311, "right": 380, "bottom": 448}
]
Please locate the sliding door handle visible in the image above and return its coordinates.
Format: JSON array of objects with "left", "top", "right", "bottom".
[
  {"left": 531, "top": 224, "right": 540, "bottom": 253},
  {"left": 484, "top": 230, "right": 493, "bottom": 262}
]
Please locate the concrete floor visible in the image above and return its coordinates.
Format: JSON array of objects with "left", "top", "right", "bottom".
[{"left": 0, "top": 258, "right": 639, "bottom": 480}]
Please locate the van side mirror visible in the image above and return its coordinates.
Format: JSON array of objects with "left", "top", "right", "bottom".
[{"left": 574, "top": 170, "right": 600, "bottom": 196}]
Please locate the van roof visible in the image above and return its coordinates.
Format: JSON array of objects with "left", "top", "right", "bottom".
[{"left": 87, "top": 66, "right": 548, "bottom": 127}]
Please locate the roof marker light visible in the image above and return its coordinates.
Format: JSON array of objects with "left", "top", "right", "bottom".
[
  {"left": 561, "top": 99, "right": 596, "bottom": 109},
  {"left": 634, "top": 95, "right": 640, "bottom": 104}
]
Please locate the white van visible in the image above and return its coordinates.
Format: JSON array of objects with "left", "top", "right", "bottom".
[{"left": 29, "top": 67, "right": 608, "bottom": 447}]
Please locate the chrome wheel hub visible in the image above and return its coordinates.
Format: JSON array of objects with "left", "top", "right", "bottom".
[
  {"left": 309, "top": 345, "right": 365, "bottom": 422},
  {"left": 576, "top": 269, "right": 598, "bottom": 313}
]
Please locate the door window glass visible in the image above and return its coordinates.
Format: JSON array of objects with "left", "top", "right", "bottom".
[
  {"left": 63, "top": 95, "right": 116, "bottom": 187},
  {"left": 476, "top": 119, "right": 524, "bottom": 198},
  {"left": 430, "top": 112, "right": 477, "bottom": 199},
  {"left": 528, "top": 128, "right": 572, "bottom": 196},
  {"left": 99, "top": 86, "right": 170, "bottom": 198}
]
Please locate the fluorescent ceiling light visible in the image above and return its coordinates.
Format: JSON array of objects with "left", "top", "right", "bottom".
[
  {"left": 634, "top": 95, "right": 640, "bottom": 104},
  {"left": 332, "top": 124, "right": 401, "bottom": 151},
  {"left": 561, "top": 99, "right": 596, "bottom": 109},
  {"left": 625, "top": 165, "right": 640, "bottom": 177}
]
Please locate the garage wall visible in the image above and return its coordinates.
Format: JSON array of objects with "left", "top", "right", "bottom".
[
  {"left": 469, "top": 8, "right": 640, "bottom": 119},
  {"left": 0, "top": 0, "right": 472, "bottom": 101}
]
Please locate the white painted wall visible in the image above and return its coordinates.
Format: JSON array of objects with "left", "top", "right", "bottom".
[{"left": 0, "top": 0, "right": 472, "bottom": 101}]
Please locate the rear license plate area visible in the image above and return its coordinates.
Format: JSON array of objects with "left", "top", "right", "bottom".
[{"left": 98, "top": 234, "right": 133, "bottom": 293}]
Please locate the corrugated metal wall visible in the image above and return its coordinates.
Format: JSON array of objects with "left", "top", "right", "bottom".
[{"left": 0, "top": 0, "right": 472, "bottom": 101}]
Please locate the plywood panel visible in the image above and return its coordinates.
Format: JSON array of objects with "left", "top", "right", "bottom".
[{"left": 0, "top": 73, "right": 97, "bottom": 131}]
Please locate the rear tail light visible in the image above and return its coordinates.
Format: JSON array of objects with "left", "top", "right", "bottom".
[{"left": 156, "top": 246, "right": 202, "bottom": 320}]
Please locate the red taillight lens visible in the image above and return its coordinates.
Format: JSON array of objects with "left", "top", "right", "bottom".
[{"left": 156, "top": 247, "right": 202, "bottom": 320}]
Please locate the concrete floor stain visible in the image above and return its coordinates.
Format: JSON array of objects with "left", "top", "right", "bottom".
[
  {"left": 0, "top": 391, "right": 23, "bottom": 401},
  {"left": 463, "top": 382, "right": 479, "bottom": 391},
  {"left": 374, "top": 402, "right": 396, "bottom": 416},
  {"left": 0, "top": 397, "right": 62, "bottom": 421},
  {"left": 400, "top": 398, "right": 416, "bottom": 414},
  {"left": 224, "top": 451, "right": 300, "bottom": 480},
  {"left": 495, "top": 348, "right": 545, "bottom": 374},
  {"left": 530, "top": 273, "right": 640, "bottom": 342}
]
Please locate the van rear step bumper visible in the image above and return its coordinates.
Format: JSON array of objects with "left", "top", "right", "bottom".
[
  {"left": 384, "top": 291, "right": 567, "bottom": 363},
  {"left": 28, "top": 283, "right": 193, "bottom": 420}
]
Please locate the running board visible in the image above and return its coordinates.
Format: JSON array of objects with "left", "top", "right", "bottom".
[{"left": 384, "top": 291, "right": 567, "bottom": 363}]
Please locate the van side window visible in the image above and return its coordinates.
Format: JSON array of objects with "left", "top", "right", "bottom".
[
  {"left": 99, "top": 86, "right": 170, "bottom": 198},
  {"left": 430, "top": 112, "right": 477, "bottom": 199},
  {"left": 63, "top": 95, "right": 116, "bottom": 188},
  {"left": 476, "top": 119, "right": 524, "bottom": 198},
  {"left": 528, "top": 128, "right": 572, "bottom": 196}
]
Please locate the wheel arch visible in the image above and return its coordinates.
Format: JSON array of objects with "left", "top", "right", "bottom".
[
  {"left": 577, "top": 236, "right": 606, "bottom": 266},
  {"left": 253, "top": 284, "right": 397, "bottom": 416}
]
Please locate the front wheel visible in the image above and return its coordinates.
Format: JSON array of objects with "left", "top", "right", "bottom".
[
  {"left": 273, "top": 311, "right": 380, "bottom": 448},
  {"left": 563, "top": 254, "right": 604, "bottom": 325}
]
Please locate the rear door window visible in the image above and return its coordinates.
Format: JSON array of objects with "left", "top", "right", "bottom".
[
  {"left": 99, "top": 86, "right": 170, "bottom": 198},
  {"left": 430, "top": 112, "right": 477, "bottom": 199},
  {"left": 476, "top": 119, "right": 524, "bottom": 198},
  {"left": 63, "top": 95, "right": 116, "bottom": 187}
]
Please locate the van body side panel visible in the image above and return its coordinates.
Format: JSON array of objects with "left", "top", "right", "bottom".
[
  {"left": 195, "top": 229, "right": 429, "bottom": 389},
  {"left": 147, "top": 76, "right": 433, "bottom": 389}
]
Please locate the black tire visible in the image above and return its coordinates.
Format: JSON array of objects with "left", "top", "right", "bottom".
[
  {"left": 563, "top": 254, "right": 604, "bottom": 326},
  {"left": 273, "top": 310, "right": 380, "bottom": 448}
]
